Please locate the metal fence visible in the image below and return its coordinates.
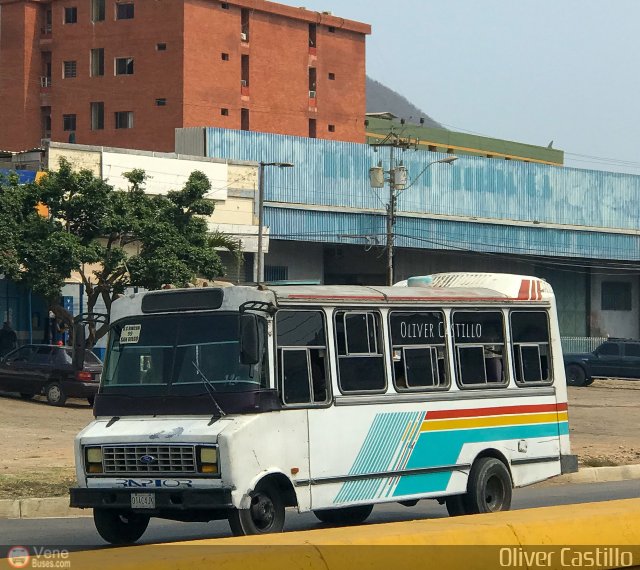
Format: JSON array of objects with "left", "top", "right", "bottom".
[{"left": 560, "top": 336, "right": 607, "bottom": 354}]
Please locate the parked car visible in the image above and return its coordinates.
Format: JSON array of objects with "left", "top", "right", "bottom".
[
  {"left": 0, "top": 344, "right": 102, "bottom": 406},
  {"left": 564, "top": 338, "right": 640, "bottom": 387}
]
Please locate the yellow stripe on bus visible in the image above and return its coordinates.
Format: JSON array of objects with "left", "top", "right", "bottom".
[{"left": 420, "top": 411, "right": 568, "bottom": 432}]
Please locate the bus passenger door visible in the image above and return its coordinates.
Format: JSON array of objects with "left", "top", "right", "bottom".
[{"left": 307, "top": 310, "right": 390, "bottom": 510}]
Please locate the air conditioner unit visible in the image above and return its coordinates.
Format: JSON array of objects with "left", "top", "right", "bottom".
[
  {"left": 240, "top": 32, "right": 247, "bottom": 41},
  {"left": 309, "top": 90, "right": 317, "bottom": 98}
]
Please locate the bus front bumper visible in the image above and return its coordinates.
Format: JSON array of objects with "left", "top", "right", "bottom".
[{"left": 70, "top": 487, "right": 234, "bottom": 512}]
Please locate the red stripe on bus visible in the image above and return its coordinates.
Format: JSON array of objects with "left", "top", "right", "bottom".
[
  {"left": 425, "top": 402, "right": 567, "bottom": 420},
  {"left": 518, "top": 280, "right": 531, "bottom": 300}
]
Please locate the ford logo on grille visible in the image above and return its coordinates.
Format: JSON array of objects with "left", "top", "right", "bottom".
[{"left": 139, "top": 455, "right": 157, "bottom": 465}]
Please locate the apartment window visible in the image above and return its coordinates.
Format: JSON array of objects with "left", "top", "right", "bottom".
[
  {"left": 309, "top": 67, "right": 317, "bottom": 96},
  {"left": 90, "top": 48, "right": 104, "bottom": 77},
  {"left": 155, "top": 98, "right": 167, "bottom": 106},
  {"left": 221, "top": 108, "right": 229, "bottom": 116},
  {"left": 241, "top": 108, "right": 249, "bottom": 131},
  {"left": 115, "top": 57, "right": 134, "bottom": 75},
  {"left": 156, "top": 43, "right": 167, "bottom": 51},
  {"left": 327, "top": 25, "right": 336, "bottom": 33},
  {"left": 90, "top": 102, "right": 104, "bottom": 130},
  {"left": 602, "top": 281, "right": 632, "bottom": 311},
  {"left": 63, "top": 114, "right": 76, "bottom": 131},
  {"left": 328, "top": 124, "right": 335, "bottom": 133},
  {"left": 63, "top": 61, "right": 77, "bottom": 78},
  {"left": 308, "top": 23, "right": 317, "bottom": 47},
  {"left": 241, "top": 8, "right": 250, "bottom": 41},
  {"left": 91, "top": 0, "right": 105, "bottom": 22},
  {"left": 114, "top": 111, "right": 133, "bottom": 129},
  {"left": 221, "top": 52, "right": 230, "bottom": 61},
  {"left": 309, "top": 119, "right": 317, "bottom": 139},
  {"left": 116, "top": 3, "right": 134, "bottom": 20},
  {"left": 64, "top": 7, "right": 77, "bottom": 24},
  {"left": 241, "top": 54, "right": 249, "bottom": 87},
  {"left": 328, "top": 72, "right": 335, "bottom": 80},
  {"left": 221, "top": 2, "right": 229, "bottom": 8}
]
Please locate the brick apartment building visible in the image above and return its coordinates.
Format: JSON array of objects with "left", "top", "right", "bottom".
[{"left": 0, "top": 0, "right": 370, "bottom": 152}]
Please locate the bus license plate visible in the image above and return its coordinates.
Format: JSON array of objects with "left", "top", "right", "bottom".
[{"left": 131, "top": 493, "right": 155, "bottom": 509}]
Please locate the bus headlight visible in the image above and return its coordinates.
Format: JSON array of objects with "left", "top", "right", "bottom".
[
  {"left": 197, "top": 446, "right": 219, "bottom": 475},
  {"left": 85, "top": 447, "right": 103, "bottom": 474}
]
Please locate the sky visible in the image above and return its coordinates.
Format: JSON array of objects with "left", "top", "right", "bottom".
[{"left": 298, "top": 0, "right": 640, "bottom": 174}]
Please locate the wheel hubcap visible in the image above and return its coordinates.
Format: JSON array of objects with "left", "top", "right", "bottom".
[
  {"left": 484, "top": 476, "right": 504, "bottom": 511},
  {"left": 250, "top": 493, "right": 275, "bottom": 530},
  {"left": 49, "top": 386, "right": 60, "bottom": 401}
]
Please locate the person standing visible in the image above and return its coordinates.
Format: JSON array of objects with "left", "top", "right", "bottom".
[{"left": 0, "top": 321, "right": 17, "bottom": 357}]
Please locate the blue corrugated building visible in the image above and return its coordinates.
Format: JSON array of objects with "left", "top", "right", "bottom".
[{"left": 176, "top": 127, "right": 640, "bottom": 339}]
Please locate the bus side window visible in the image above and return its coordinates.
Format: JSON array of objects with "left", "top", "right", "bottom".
[
  {"left": 335, "top": 311, "right": 385, "bottom": 393},
  {"left": 452, "top": 311, "right": 507, "bottom": 388},
  {"left": 510, "top": 311, "right": 552, "bottom": 384},
  {"left": 389, "top": 311, "right": 448, "bottom": 391},
  {"left": 276, "top": 310, "right": 329, "bottom": 406}
]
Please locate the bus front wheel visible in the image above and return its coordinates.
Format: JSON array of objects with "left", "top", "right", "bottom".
[
  {"left": 228, "top": 483, "right": 285, "bottom": 536},
  {"left": 463, "top": 457, "right": 512, "bottom": 514},
  {"left": 313, "top": 504, "right": 373, "bottom": 525},
  {"left": 93, "top": 509, "right": 150, "bottom": 545}
]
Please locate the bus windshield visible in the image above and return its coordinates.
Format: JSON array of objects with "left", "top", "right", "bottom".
[{"left": 102, "top": 313, "right": 267, "bottom": 396}]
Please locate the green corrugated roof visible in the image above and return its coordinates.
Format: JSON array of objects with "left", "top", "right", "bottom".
[{"left": 365, "top": 117, "right": 564, "bottom": 165}]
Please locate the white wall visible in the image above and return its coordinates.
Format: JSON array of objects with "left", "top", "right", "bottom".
[{"left": 590, "top": 272, "right": 639, "bottom": 338}]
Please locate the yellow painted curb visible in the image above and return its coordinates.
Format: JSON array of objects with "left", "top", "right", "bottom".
[{"left": 57, "top": 499, "right": 640, "bottom": 570}]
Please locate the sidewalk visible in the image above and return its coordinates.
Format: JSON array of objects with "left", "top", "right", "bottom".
[{"left": 1, "top": 463, "right": 639, "bottom": 519}]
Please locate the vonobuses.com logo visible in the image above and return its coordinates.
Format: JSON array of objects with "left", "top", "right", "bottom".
[
  {"left": 6, "top": 546, "right": 71, "bottom": 569},
  {"left": 6, "top": 547, "right": 30, "bottom": 569}
]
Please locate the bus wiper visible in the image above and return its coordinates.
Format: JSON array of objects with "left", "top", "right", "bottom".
[{"left": 191, "top": 360, "right": 226, "bottom": 417}]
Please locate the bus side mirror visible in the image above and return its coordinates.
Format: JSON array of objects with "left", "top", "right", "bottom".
[
  {"left": 72, "top": 321, "right": 86, "bottom": 371},
  {"left": 239, "top": 313, "right": 262, "bottom": 365}
]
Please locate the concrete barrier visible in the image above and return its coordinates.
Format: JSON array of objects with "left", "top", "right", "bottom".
[{"left": 53, "top": 499, "right": 640, "bottom": 570}]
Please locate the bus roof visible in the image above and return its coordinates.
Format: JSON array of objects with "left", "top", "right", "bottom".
[{"left": 269, "top": 273, "right": 553, "bottom": 305}]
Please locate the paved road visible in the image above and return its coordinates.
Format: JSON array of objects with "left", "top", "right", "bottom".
[{"left": 1, "top": 480, "right": 638, "bottom": 549}]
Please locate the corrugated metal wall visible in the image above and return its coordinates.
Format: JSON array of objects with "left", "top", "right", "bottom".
[{"left": 204, "top": 128, "right": 640, "bottom": 260}]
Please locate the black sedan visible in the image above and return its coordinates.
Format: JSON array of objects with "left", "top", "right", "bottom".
[{"left": 0, "top": 344, "right": 102, "bottom": 406}]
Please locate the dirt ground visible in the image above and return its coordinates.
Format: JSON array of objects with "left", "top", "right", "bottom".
[{"left": 0, "top": 380, "right": 638, "bottom": 498}]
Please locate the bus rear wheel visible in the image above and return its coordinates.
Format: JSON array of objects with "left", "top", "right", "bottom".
[
  {"left": 93, "top": 509, "right": 150, "bottom": 545},
  {"left": 463, "top": 457, "right": 512, "bottom": 514},
  {"left": 228, "top": 483, "right": 285, "bottom": 536},
  {"left": 313, "top": 504, "right": 373, "bottom": 525}
]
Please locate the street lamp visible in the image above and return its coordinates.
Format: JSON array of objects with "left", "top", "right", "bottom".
[
  {"left": 256, "top": 161, "right": 294, "bottom": 282},
  {"left": 381, "top": 155, "right": 458, "bottom": 286}
]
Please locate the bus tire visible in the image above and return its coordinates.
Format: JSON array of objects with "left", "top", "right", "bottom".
[
  {"left": 463, "top": 457, "right": 512, "bottom": 514},
  {"left": 93, "top": 509, "right": 150, "bottom": 545},
  {"left": 228, "top": 482, "right": 285, "bottom": 536},
  {"left": 565, "top": 364, "right": 587, "bottom": 387},
  {"left": 313, "top": 504, "right": 373, "bottom": 525},
  {"left": 445, "top": 494, "right": 467, "bottom": 517}
]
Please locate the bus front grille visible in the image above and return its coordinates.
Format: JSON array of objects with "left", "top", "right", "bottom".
[{"left": 102, "top": 445, "right": 197, "bottom": 474}]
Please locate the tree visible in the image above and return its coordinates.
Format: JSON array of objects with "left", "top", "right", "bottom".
[{"left": 0, "top": 159, "right": 240, "bottom": 344}]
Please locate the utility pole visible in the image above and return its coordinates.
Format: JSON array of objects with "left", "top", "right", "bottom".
[{"left": 369, "top": 130, "right": 458, "bottom": 286}]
